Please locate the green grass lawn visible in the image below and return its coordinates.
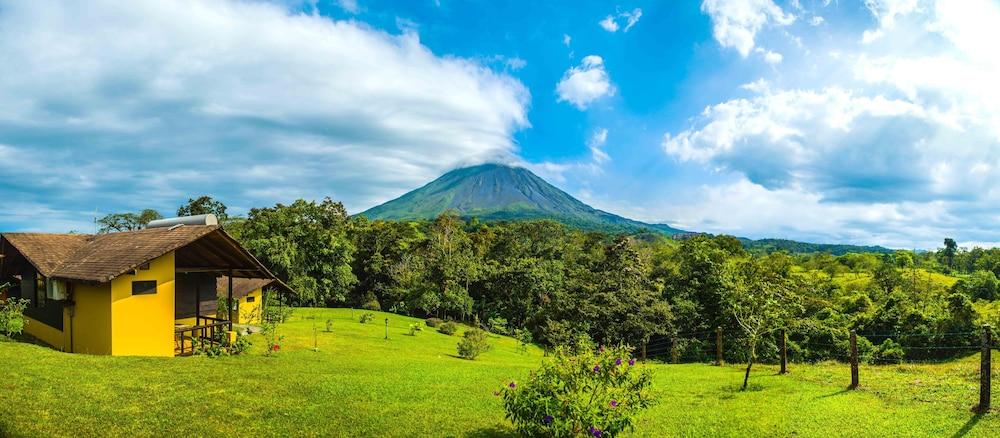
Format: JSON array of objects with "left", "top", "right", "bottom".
[{"left": 1, "top": 308, "right": 997, "bottom": 437}]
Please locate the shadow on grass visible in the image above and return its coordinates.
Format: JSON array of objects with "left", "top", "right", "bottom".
[
  {"left": 951, "top": 412, "right": 984, "bottom": 438},
  {"left": 465, "top": 425, "right": 518, "bottom": 437},
  {"left": 815, "top": 388, "right": 850, "bottom": 399}
]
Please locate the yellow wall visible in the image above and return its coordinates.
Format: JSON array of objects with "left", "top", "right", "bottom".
[
  {"left": 235, "top": 288, "right": 262, "bottom": 325},
  {"left": 23, "top": 315, "right": 66, "bottom": 351},
  {"left": 70, "top": 282, "right": 112, "bottom": 354},
  {"left": 109, "top": 251, "right": 175, "bottom": 357},
  {"left": 21, "top": 282, "right": 112, "bottom": 354}
]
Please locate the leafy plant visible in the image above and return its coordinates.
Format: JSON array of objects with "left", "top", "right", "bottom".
[
  {"left": 359, "top": 313, "right": 374, "bottom": 324},
  {"left": 262, "top": 322, "right": 284, "bottom": 355},
  {"left": 438, "top": 321, "right": 459, "bottom": 336},
  {"left": 425, "top": 317, "right": 444, "bottom": 327},
  {"left": 501, "top": 344, "right": 654, "bottom": 437},
  {"left": 0, "top": 296, "right": 29, "bottom": 338},
  {"left": 513, "top": 328, "right": 533, "bottom": 353},
  {"left": 408, "top": 323, "right": 423, "bottom": 336},
  {"left": 325, "top": 319, "right": 333, "bottom": 332},
  {"left": 229, "top": 332, "right": 252, "bottom": 355},
  {"left": 487, "top": 316, "right": 509, "bottom": 335},
  {"left": 457, "top": 329, "right": 491, "bottom": 360}
]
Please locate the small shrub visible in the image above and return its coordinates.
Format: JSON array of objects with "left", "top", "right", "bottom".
[
  {"left": 325, "top": 319, "right": 333, "bottom": 332},
  {"left": 359, "top": 313, "right": 375, "bottom": 324},
  {"left": 425, "top": 317, "right": 444, "bottom": 328},
  {"left": 0, "top": 297, "right": 29, "bottom": 338},
  {"left": 263, "top": 304, "right": 294, "bottom": 324},
  {"left": 438, "top": 321, "right": 459, "bottom": 336},
  {"left": 874, "top": 339, "right": 905, "bottom": 364},
  {"left": 488, "top": 317, "right": 509, "bottom": 335},
  {"left": 408, "top": 323, "right": 423, "bottom": 336},
  {"left": 229, "top": 332, "right": 252, "bottom": 355},
  {"left": 501, "top": 344, "right": 654, "bottom": 437},
  {"left": 457, "top": 329, "right": 491, "bottom": 360},
  {"left": 262, "top": 322, "right": 284, "bottom": 356},
  {"left": 513, "top": 328, "right": 533, "bottom": 353}
]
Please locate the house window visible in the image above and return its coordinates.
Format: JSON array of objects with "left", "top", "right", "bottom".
[
  {"left": 132, "top": 280, "right": 157, "bottom": 295},
  {"left": 246, "top": 296, "right": 255, "bottom": 303},
  {"left": 138, "top": 263, "right": 150, "bottom": 270}
]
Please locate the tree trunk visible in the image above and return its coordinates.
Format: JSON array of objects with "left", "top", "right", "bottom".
[{"left": 742, "top": 360, "right": 753, "bottom": 391}]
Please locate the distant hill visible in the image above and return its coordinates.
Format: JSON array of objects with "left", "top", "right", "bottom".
[
  {"left": 360, "top": 163, "right": 685, "bottom": 235},
  {"left": 739, "top": 238, "right": 895, "bottom": 256}
]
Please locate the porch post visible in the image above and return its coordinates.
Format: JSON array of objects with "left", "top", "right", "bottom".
[{"left": 228, "top": 270, "right": 234, "bottom": 325}]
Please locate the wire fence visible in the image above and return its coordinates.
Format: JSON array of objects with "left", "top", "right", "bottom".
[{"left": 642, "top": 325, "right": 995, "bottom": 413}]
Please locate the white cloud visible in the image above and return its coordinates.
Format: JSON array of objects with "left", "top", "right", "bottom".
[
  {"left": 599, "top": 8, "right": 643, "bottom": 33},
  {"left": 525, "top": 128, "right": 612, "bottom": 182},
  {"left": 758, "top": 48, "right": 783, "bottom": 64},
  {"left": 587, "top": 128, "right": 611, "bottom": 165},
  {"left": 0, "top": 0, "right": 530, "bottom": 230},
  {"left": 810, "top": 16, "right": 824, "bottom": 26},
  {"left": 701, "top": 0, "right": 795, "bottom": 57},
  {"left": 563, "top": 33, "right": 572, "bottom": 46},
  {"left": 556, "top": 55, "right": 615, "bottom": 110},
  {"left": 666, "top": 0, "right": 1000, "bottom": 247},
  {"left": 599, "top": 15, "right": 619, "bottom": 32},
  {"left": 338, "top": 0, "right": 360, "bottom": 14}
]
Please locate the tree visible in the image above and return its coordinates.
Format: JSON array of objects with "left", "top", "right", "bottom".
[
  {"left": 177, "top": 196, "right": 228, "bottom": 222},
  {"left": 724, "top": 255, "right": 800, "bottom": 390},
  {"left": 97, "top": 209, "right": 163, "bottom": 233},
  {"left": 585, "top": 237, "right": 672, "bottom": 348},
  {"left": 872, "top": 255, "right": 903, "bottom": 297},
  {"left": 235, "top": 198, "right": 357, "bottom": 305},
  {"left": 423, "top": 212, "right": 477, "bottom": 320},
  {"left": 942, "top": 238, "right": 957, "bottom": 269}
]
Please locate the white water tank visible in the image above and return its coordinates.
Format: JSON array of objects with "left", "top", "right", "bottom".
[{"left": 147, "top": 214, "right": 218, "bottom": 229}]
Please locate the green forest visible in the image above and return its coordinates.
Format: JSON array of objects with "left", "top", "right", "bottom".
[{"left": 110, "top": 197, "right": 1000, "bottom": 365}]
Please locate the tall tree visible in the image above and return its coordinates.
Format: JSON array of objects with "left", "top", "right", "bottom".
[
  {"left": 235, "top": 198, "right": 357, "bottom": 305},
  {"left": 177, "top": 196, "right": 228, "bottom": 222},
  {"left": 942, "top": 238, "right": 958, "bottom": 269},
  {"left": 724, "top": 255, "right": 800, "bottom": 390},
  {"left": 97, "top": 209, "right": 163, "bottom": 233}
]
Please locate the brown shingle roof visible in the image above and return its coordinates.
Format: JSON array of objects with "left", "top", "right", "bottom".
[
  {"left": 52, "top": 226, "right": 219, "bottom": 283},
  {"left": 217, "top": 277, "right": 273, "bottom": 299},
  {"left": 2, "top": 233, "right": 91, "bottom": 277}
]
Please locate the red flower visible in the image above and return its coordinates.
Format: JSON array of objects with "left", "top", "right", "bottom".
[{"left": 271, "top": 344, "right": 281, "bottom": 351}]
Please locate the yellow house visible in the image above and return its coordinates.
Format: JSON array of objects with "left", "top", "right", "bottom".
[
  {"left": 216, "top": 277, "right": 287, "bottom": 325},
  {"left": 0, "top": 216, "right": 289, "bottom": 356}
]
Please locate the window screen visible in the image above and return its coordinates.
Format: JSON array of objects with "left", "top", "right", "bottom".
[
  {"left": 246, "top": 296, "right": 255, "bottom": 303},
  {"left": 132, "top": 280, "right": 157, "bottom": 295}
]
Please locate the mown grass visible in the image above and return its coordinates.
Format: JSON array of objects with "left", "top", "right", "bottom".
[{"left": 1, "top": 308, "right": 997, "bottom": 437}]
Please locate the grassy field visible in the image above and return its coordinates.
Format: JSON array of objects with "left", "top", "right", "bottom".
[{"left": 1, "top": 308, "right": 997, "bottom": 437}]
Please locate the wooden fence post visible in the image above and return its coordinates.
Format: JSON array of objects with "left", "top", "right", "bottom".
[
  {"left": 780, "top": 328, "right": 787, "bottom": 375},
  {"left": 979, "top": 324, "right": 992, "bottom": 413},
  {"left": 671, "top": 337, "right": 679, "bottom": 364},
  {"left": 849, "top": 330, "right": 859, "bottom": 390},
  {"left": 715, "top": 327, "right": 723, "bottom": 366}
]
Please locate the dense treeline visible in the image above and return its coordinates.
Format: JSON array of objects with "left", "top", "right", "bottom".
[{"left": 109, "top": 197, "right": 998, "bottom": 363}]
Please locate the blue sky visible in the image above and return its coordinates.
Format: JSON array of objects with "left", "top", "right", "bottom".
[{"left": 1, "top": 0, "right": 999, "bottom": 249}]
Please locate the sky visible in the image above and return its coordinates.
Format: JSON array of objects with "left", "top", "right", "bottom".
[{"left": 1, "top": 0, "right": 998, "bottom": 250}]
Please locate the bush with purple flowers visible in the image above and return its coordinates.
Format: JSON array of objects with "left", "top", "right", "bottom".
[{"left": 500, "top": 342, "right": 654, "bottom": 437}]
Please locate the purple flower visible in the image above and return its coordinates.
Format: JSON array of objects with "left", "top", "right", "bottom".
[
  {"left": 593, "top": 364, "right": 601, "bottom": 373},
  {"left": 508, "top": 381, "right": 517, "bottom": 389},
  {"left": 589, "top": 426, "right": 603, "bottom": 437},
  {"left": 609, "top": 400, "right": 619, "bottom": 408},
  {"left": 615, "top": 357, "right": 622, "bottom": 366},
  {"left": 628, "top": 358, "right": 636, "bottom": 366},
  {"left": 542, "top": 415, "right": 554, "bottom": 425}
]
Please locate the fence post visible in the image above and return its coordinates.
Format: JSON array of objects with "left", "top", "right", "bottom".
[
  {"left": 715, "top": 327, "right": 723, "bottom": 366},
  {"left": 979, "top": 324, "right": 992, "bottom": 413},
  {"left": 849, "top": 330, "right": 859, "bottom": 390},
  {"left": 780, "top": 328, "right": 787, "bottom": 375},
  {"left": 671, "top": 337, "right": 679, "bottom": 364}
]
